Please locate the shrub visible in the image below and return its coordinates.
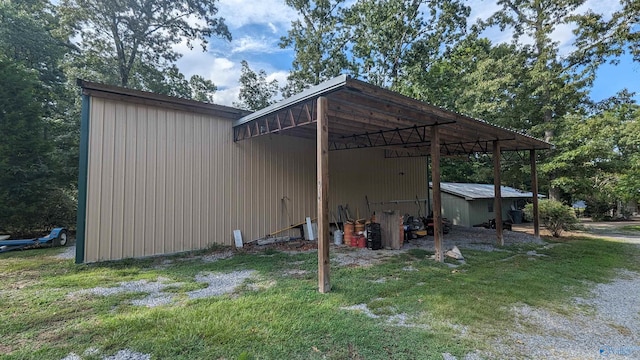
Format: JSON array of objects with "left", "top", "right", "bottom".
[{"left": 524, "top": 199, "right": 578, "bottom": 237}]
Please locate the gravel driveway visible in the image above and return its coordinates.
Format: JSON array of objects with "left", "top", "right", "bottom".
[{"left": 486, "top": 225, "right": 640, "bottom": 360}]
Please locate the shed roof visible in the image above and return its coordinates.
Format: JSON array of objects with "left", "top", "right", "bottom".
[
  {"left": 432, "top": 182, "right": 540, "bottom": 200},
  {"left": 233, "top": 75, "right": 552, "bottom": 156}
]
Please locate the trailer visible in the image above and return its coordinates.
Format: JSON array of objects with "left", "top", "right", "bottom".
[{"left": 0, "top": 228, "right": 68, "bottom": 253}]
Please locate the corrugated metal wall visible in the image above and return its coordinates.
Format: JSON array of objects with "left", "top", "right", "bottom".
[
  {"left": 83, "top": 97, "right": 427, "bottom": 262},
  {"left": 329, "top": 149, "right": 427, "bottom": 218}
]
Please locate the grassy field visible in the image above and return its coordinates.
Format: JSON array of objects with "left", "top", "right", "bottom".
[
  {"left": 621, "top": 224, "right": 640, "bottom": 232},
  {"left": 1, "top": 236, "right": 639, "bottom": 359}
]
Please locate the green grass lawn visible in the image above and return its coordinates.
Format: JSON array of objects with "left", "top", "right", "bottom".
[
  {"left": 621, "top": 224, "right": 640, "bottom": 232},
  {"left": 1, "top": 237, "right": 639, "bottom": 359}
]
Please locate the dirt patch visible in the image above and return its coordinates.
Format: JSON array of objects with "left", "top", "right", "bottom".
[
  {"left": 0, "top": 344, "right": 14, "bottom": 356},
  {"left": 340, "top": 303, "right": 429, "bottom": 329}
]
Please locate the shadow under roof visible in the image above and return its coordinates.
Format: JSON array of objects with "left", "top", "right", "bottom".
[{"left": 233, "top": 75, "right": 551, "bottom": 156}]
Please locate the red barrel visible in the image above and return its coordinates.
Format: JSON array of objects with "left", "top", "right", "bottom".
[{"left": 356, "top": 234, "right": 366, "bottom": 248}]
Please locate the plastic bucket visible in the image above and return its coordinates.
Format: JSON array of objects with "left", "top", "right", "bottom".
[{"left": 334, "top": 230, "right": 343, "bottom": 245}]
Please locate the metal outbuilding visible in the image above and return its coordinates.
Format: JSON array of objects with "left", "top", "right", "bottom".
[
  {"left": 76, "top": 75, "right": 551, "bottom": 293},
  {"left": 433, "top": 183, "right": 542, "bottom": 227}
]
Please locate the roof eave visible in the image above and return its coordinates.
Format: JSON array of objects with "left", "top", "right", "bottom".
[{"left": 233, "top": 74, "right": 349, "bottom": 127}]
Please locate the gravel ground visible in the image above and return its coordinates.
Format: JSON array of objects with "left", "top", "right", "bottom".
[
  {"left": 55, "top": 244, "right": 76, "bottom": 259},
  {"left": 488, "top": 270, "right": 640, "bottom": 360},
  {"left": 68, "top": 270, "right": 256, "bottom": 306},
  {"left": 61, "top": 349, "right": 151, "bottom": 360},
  {"left": 330, "top": 225, "right": 542, "bottom": 267},
  {"left": 187, "top": 270, "right": 256, "bottom": 299},
  {"left": 340, "top": 303, "right": 429, "bottom": 329}
]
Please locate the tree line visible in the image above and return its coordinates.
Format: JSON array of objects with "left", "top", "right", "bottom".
[
  {"left": 1, "top": 0, "right": 638, "bottom": 233},
  {"left": 239, "top": 0, "right": 640, "bottom": 219}
]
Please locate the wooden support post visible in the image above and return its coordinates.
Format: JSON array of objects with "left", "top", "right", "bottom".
[
  {"left": 530, "top": 150, "right": 540, "bottom": 238},
  {"left": 493, "top": 141, "right": 503, "bottom": 246},
  {"left": 431, "top": 126, "right": 443, "bottom": 262},
  {"left": 317, "top": 96, "right": 330, "bottom": 293}
]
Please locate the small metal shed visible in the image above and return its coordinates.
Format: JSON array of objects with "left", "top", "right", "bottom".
[{"left": 433, "top": 183, "right": 540, "bottom": 227}]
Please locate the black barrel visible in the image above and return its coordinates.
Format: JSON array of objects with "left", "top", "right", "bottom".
[{"left": 366, "top": 222, "right": 382, "bottom": 250}]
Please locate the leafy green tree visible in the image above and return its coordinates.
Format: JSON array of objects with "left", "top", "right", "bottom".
[
  {"left": 279, "top": 0, "right": 351, "bottom": 96},
  {"left": 1, "top": 0, "right": 78, "bottom": 231},
  {"left": 0, "top": 0, "right": 69, "bottom": 87},
  {"left": 483, "top": 0, "right": 589, "bottom": 142},
  {"left": 546, "top": 102, "right": 640, "bottom": 217},
  {"left": 59, "top": 0, "right": 230, "bottom": 93},
  {"left": 344, "top": 0, "right": 469, "bottom": 88},
  {"left": 571, "top": 0, "right": 640, "bottom": 69},
  {"left": 234, "top": 60, "right": 279, "bottom": 111},
  {"left": 0, "top": 57, "right": 61, "bottom": 232}
]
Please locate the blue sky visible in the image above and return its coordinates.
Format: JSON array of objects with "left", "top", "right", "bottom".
[{"left": 174, "top": 0, "right": 639, "bottom": 106}]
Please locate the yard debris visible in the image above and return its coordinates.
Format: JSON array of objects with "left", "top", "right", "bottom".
[
  {"left": 233, "top": 230, "right": 243, "bottom": 248},
  {"left": 257, "top": 236, "right": 291, "bottom": 246},
  {"left": 445, "top": 246, "right": 464, "bottom": 260}
]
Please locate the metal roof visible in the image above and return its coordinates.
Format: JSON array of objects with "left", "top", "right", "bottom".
[
  {"left": 233, "top": 75, "right": 552, "bottom": 156},
  {"left": 432, "top": 182, "right": 540, "bottom": 200},
  {"left": 78, "top": 79, "right": 250, "bottom": 120}
]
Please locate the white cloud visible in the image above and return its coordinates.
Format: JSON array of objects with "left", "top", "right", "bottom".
[
  {"left": 212, "top": 86, "right": 241, "bottom": 106},
  {"left": 216, "top": 0, "right": 299, "bottom": 29},
  {"left": 231, "top": 36, "right": 283, "bottom": 54},
  {"left": 266, "top": 70, "right": 289, "bottom": 85},
  {"left": 268, "top": 22, "right": 278, "bottom": 34},
  {"left": 467, "top": 0, "right": 502, "bottom": 25}
]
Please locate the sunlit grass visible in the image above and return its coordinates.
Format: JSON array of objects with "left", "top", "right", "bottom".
[{"left": 621, "top": 224, "right": 640, "bottom": 232}]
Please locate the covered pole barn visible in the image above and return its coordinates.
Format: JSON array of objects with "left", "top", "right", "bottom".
[{"left": 76, "top": 75, "right": 550, "bottom": 293}]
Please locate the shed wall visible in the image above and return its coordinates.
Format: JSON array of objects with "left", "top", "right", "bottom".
[
  {"left": 467, "top": 198, "right": 520, "bottom": 227},
  {"left": 83, "top": 97, "right": 426, "bottom": 262},
  {"left": 439, "top": 193, "right": 470, "bottom": 226}
]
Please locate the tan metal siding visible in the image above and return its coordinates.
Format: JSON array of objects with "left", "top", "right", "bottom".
[
  {"left": 329, "top": 149, "right": 427, "bottom": 218},
  {"left": 84, "top": 97, "right": 427, "bottom": 262}
]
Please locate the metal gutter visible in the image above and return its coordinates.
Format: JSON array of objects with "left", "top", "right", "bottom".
[{"left": 233, "top": 74, "right": 349, "bottom": 127}]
